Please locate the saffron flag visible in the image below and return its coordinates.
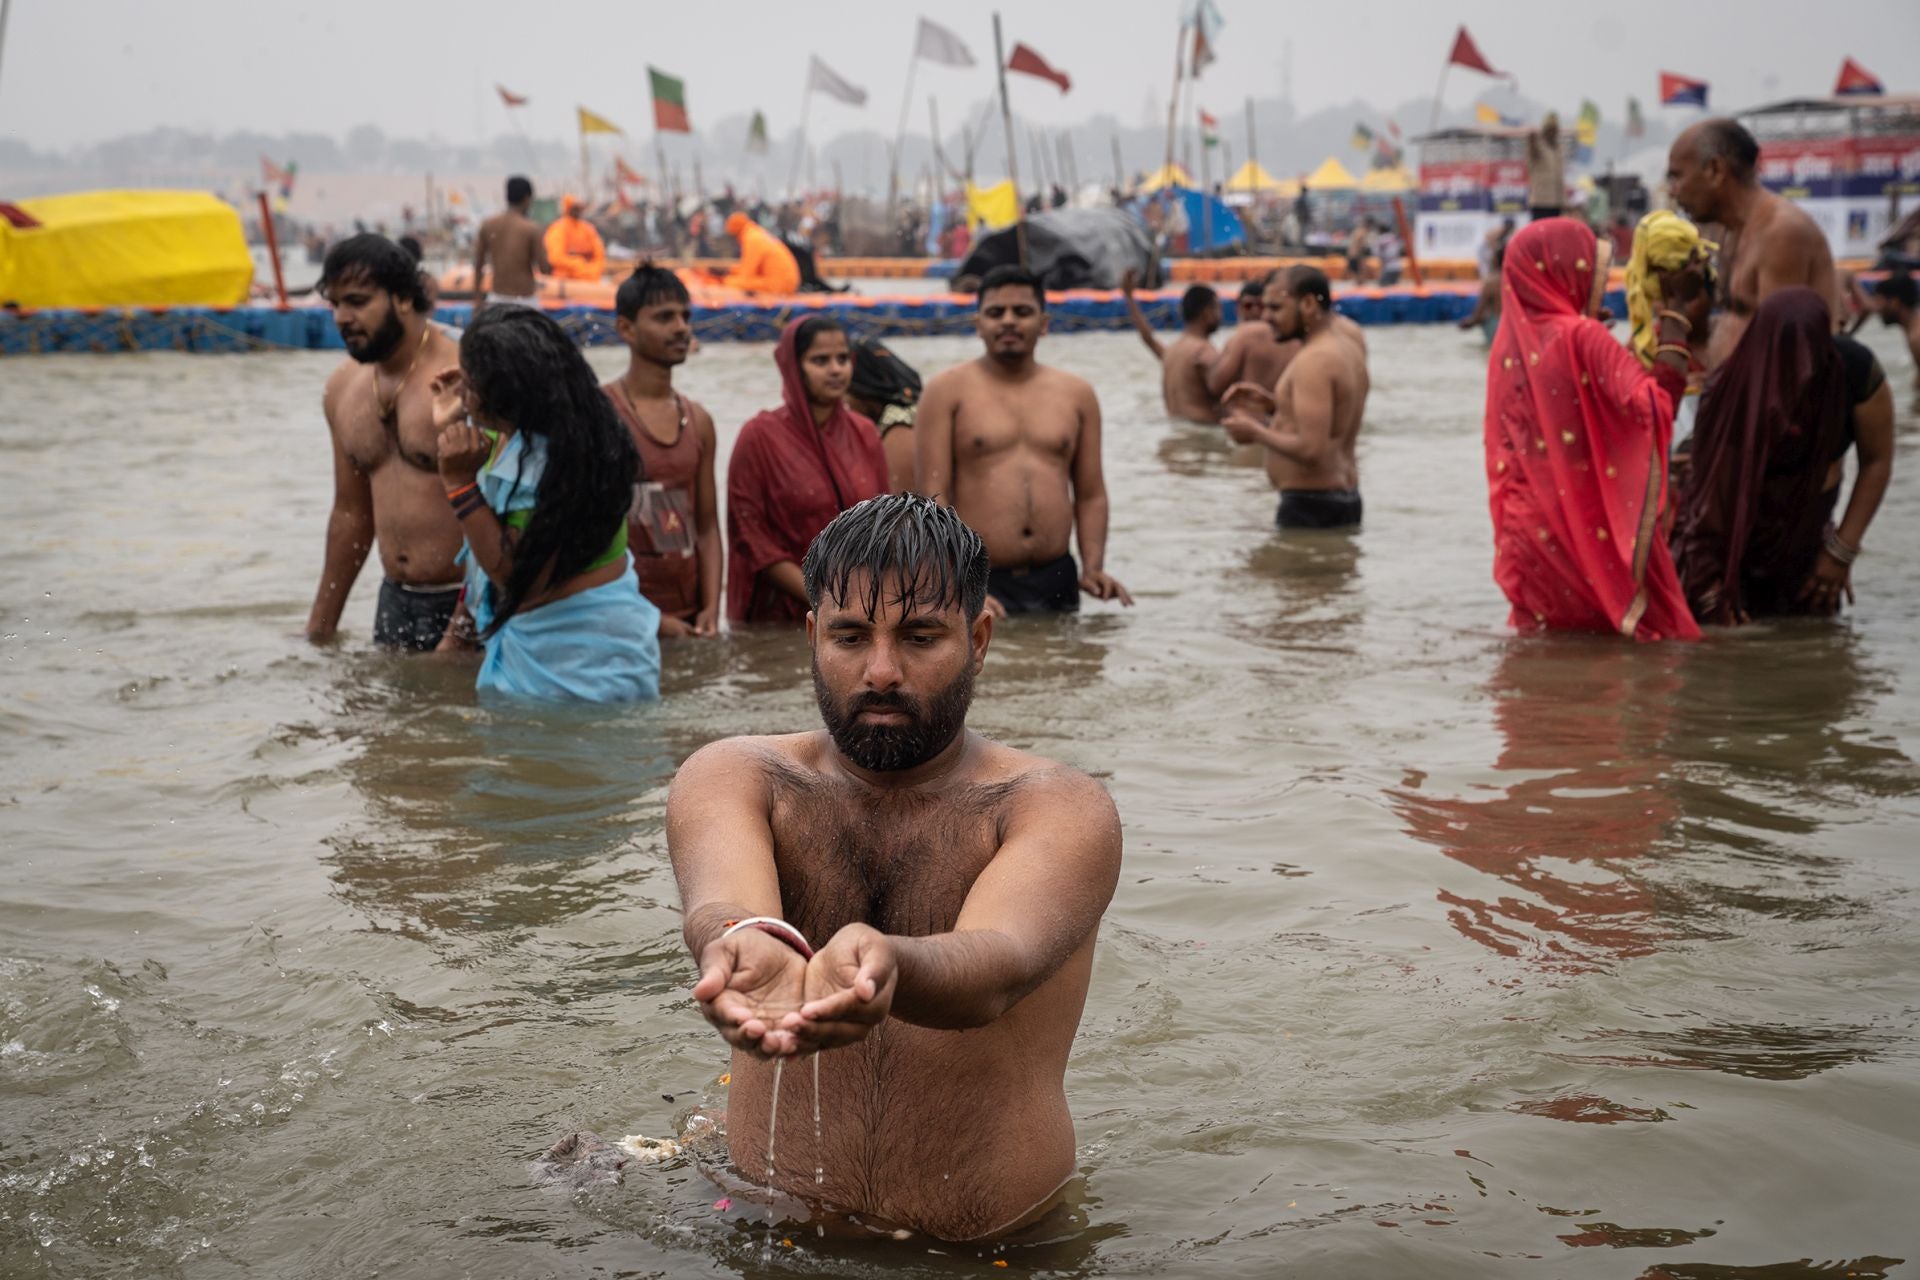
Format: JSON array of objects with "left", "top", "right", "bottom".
[
  {"left": 1190, "top": 23, "right": 1215, "bottom": 78},
  {"left": 650, "top": 67, "right": 691, "bottom": 133},
  {"left": 747, "top": 110, "right": 770, "bottom": 154},
  {"left": 496, "top": 85, "right": 528, "bottom": 108},
  {"left": 1188, "top": 0, "right": 1223, "bottom": 77},
  {"left": 613, "top": 156, "right": 645, "bottom": 186},
  {"left": 1834, "top": 57, "right": 1884, "bottom": 97},
  {"left": 1474, "top": 103, "right": 1518, "bottom": 127},
  {"left": 577, "top": 106, "right": 624, "bottom": 136},
  {"left": 1659, "top": 73, "right": 1708, "bottom": 108},
  {"left": 914, "top": 17, "right": 975, "bottom": 68},
  {"left": 1626, "top": 96, "right": 1645, "bottom": 139},
  {"left": 1351, "top": 122, "right": 1374, "bottom": 151},
  {"left": 808, "top": 56, "right": 868, "bottom": 106},
  {"left": 1448, "top": 26, "right": 1501, "bottom": 77},
  {"left": 1200, "top": 109, "right": 1220, "bottom": 148},
  {"left": 1007, "top": 43, "right": 1071, "bottom": 94}
]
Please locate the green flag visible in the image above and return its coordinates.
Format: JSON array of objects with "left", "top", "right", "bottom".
[
  {"left": 747, "top": 110, "right": 769, "bottom": 154},
  {"left": 649, "top": 67, "right": 690, "bottom": 134}
]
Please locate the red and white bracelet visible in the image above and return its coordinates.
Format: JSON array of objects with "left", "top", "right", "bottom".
[{"left": 720, "top": 916, "right": 814, "bottom": 960}]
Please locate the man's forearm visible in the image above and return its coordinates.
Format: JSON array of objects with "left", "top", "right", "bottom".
[
  {"left": 308, "top": 515, "right": 374, "bottom": 636},
  {"left": 1075, "top": 493, "right": 1110, "bottom": 574},
  {"left": 889, "top": 929, "right": 1031, "bottom": 1030},
  {"left": 683, "top": 900, "right": 757, "bottom": 959},
  {"left": 1252, "top": 421, "right": 1324, "bottom": 467}
]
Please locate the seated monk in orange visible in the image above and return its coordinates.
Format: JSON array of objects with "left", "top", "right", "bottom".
[
  {"left": 544, "top": 196, "right": 607, "bottom": 281},
  {"left": 721, "top": 211, "right": 801, "bottom": 295}
]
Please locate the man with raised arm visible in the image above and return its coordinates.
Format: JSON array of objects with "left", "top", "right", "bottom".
[
  {"left": 667, "top": 494, "right": 1122, "bottom": 1241},
  {"left": 1220, "top": 265, "right": 1370, "bottom": 530},
  {"left": 1120, "top": 272, "right": 1222, "bottom": 423},
  {"left": 916, "top": 264, "right": 1132, "bottom": 616},
  {"left": 1666, "top": 118, "right": 1837, "bottom": 365},
  {"left": 470, "top": 175, "right": 548, "bottom": 309}
]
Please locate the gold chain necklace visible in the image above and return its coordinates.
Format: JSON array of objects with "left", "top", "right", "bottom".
[{"left": 373, "top": 325, "right": 432, "bottom": 429}]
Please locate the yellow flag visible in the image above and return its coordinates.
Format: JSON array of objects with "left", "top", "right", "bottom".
[{"left": 577, "top": 106, "right": 624, "bottom": 136}]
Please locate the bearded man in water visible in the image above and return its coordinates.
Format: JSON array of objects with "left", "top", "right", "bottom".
[
  {"left": 667, "top": 493, "right": 1121, "bottom": 1241},
  {"left": 306, "top": 235, "right": 466, "bottom": 649}
]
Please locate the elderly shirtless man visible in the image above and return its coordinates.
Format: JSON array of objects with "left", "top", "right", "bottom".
[
  {"left": 1667, "top": 118, "right": 1836, "bottom": 365},
  {"left": 306, "top": 235, "right": 466, "bottom": 649},
  {"left": 917, "top": 265, "right": 1132, "bottom": 615},
  {"left": 668, "top": 493, "right": 1121, "bottom": 1241},
  {"left": 1221, "top": 266, "right": 1370, "bottom": 529}
]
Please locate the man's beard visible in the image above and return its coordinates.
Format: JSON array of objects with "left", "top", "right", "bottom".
[
  {"left": 813, "top": 659, "right": 974, "bottom": 772},
  {"left": 343, "top": 305, "right": 406, "bottom": 364}
]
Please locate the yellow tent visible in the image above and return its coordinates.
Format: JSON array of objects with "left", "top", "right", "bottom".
[
  {"left": 1303, "top": 157, "right": 1361, "bottom": 190},
  {"left": 965, "top": 181, "right": 1020, "bottom": 232},
  {"left": 1138, "top": 163, "right": 1196, "bottom": 192},
  {"left": 0, "top": 190, "right": 252, "bottom": 309},
  {"left": 1358, "top": 167, "right": 1415, "bottom": 193},
  {"left": 1225, "top": 160, "right": 1289, "bottom": 194}
]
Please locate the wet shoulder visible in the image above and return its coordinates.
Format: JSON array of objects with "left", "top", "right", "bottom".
[{"left": 972, "top": 740, "right": 1115, "bottom": 827}]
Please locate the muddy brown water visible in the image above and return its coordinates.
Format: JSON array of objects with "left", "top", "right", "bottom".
[{"left": 3, "top": 324, "right": 1919, "bottom": 1277}]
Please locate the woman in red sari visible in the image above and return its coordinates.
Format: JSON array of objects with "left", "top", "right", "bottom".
[
  {"left": 726, "top": 315, "right": 889, "bottom": 624},
  {"left": 1484, "top": 218, "right": 1702, "bottom": 642}
]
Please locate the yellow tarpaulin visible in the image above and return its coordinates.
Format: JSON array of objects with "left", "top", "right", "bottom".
[
  {"left": 965, "top": 181, "right": 1020, "bottom": 232},
  {"left": 1358, "top": 167, "right": 1415, "bottom": 193},
  {"left": 0, "top": 189, "right": 252, "bottom": 309},
  {"left": 1303, "top": 157, "right": 1360, "bottom": 190},
  {"left": 1137, "top": 163, "right": 1195, "bottom": 192},
  {"left": 1225, "top": 160, "right": 1290, "bottom": 194}
]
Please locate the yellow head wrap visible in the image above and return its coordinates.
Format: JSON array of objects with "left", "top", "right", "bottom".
[{"left": 1625, "top": 209, "right": 1716, "bottom": 366}]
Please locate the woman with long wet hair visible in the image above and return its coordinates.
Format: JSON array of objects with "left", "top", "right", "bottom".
[{"left": 432, "top": 306, "right": 662, "bottom": 700}]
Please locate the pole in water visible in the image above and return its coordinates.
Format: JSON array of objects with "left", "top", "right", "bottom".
[
  {"left": 991, "top": 12, "right": 1027, "bottom": 269},
  {"left": 256, "top": 191, "right": 288, "bottom": 309}
]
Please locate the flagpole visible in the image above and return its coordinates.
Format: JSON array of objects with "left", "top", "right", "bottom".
[
  {"left": 1430, "top": 56, "right": 1450, "bottom": 133},
  {"left": 1110, "top": 129, "right": 1125, "bottom": 195},
  {"left": 787, "top": 82, "right": 813, "bottom": 199},
  {"left": 0, "top": 0, "right": 12, "bottom": 106},
  {"left": 1162, "top": 16, "right": 1185, "bottom": 184},
  {"left": 1244, "top": 96, "right": 1257, "bottom": 200},
  {"left": 991, "top": 12, "right": 1028, "bottom": 268},
  {"left": 890, "top": 48, "right": 921, "bottom": 214}
]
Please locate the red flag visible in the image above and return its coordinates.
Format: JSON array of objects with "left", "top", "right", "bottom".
[
  {"left": 496, "top": 84, "right": 528, "bottom": 108},
  {"left": 1198, "top": 109, "right": 1220, "bottom": 129},
  {"left": 260, "top": 156, "right": 290, "bottom": 189},
  {"left": 1447, "top": 26, "right": 1500, "bottom": 76},
  {"left": 1007, "top": 43, "right": 1071, "bottom": 94},
  {"left": 613, "top": 156, "right": 645, "bottom": 186},
  {"left": 1834, "top": 57, "right": 1884, "bottom": 96}
]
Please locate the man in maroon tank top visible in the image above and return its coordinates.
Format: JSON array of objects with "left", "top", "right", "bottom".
[{"left": 605, "top": 264, "right": 723, "bottom": 637}]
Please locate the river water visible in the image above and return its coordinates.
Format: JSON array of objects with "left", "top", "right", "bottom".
[{"left": 3, "top": 323, "right": 1919, "bottom": 1278}]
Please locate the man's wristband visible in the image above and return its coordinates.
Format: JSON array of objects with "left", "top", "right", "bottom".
[{"left": 721, "top": 916, "right": 814, "bottom": 960}]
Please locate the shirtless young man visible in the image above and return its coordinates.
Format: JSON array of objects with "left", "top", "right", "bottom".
[
  {"left": 1874, "top": 273, "right": 1920, "bottom": 401},
  {"left": 1220, "top": 266, "right": 1370, "bottom": 530},
  {"left": 470, "top": 175, "right": 549, "bottom": 309},
  {"left": 1205, "top": 275, "right": 1299, "bottom": 403},
  {"left": 305, "top": 235, "right": 467, "bottom": 650},
  {"left": 1667, "top": 118, "right": 1837, "bottom": 366},
  {"left": 668, "top": 494, "right": 1122, "bottom": 1241},
  {"left": 1120, "top": 273, "right": 1221, "bottom": 423},
  {"left": 916, "top": 265, "right": 1132, "bottom": 616}
]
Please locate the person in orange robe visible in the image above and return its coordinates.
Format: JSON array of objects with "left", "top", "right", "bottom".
[
  {"left": 544, "top": 196, "right": 606, "bottom": 281},
  {"left": 720, "top": 211, "right": 801, "bottom": 295}
]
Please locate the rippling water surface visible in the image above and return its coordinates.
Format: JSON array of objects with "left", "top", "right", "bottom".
[{"left": 3, "top": 323, "right": 1919, "bottom": 1278}]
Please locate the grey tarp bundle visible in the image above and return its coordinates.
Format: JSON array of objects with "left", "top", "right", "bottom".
[{"left": 954, "top": 208, "right": 1161, "bottom": 291}]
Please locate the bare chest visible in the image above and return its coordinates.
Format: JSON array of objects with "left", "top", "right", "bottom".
[
  {"left": 338, "top": 379, "right": 441, "bottom": 475},
  {"left": 953, "top": 397, "right": 1077, "bottom": 462}
]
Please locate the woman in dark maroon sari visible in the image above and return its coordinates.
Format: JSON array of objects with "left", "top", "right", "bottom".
[{"left": 1671, "top": 288, "right": 1851, "bottom": 623}]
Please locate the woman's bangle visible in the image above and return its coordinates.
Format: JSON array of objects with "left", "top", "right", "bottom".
[
  {"left": 720, "top": 916, "right": 815, "bottom": 959},
  {"left": 1657, "top": 309, "right": 1693, "bottom": 333},
  {"left": 1824, "top": 526, "right": 1860, "bottom": 565},
  {"left": 1654, "top": 343, "right": 1692, "bottom": 360},
  {"left": 451, "top": 491, "right": 487, "bottom": 519},
  {"left": 444, "top": 481, "right": 479, "bottom": 501}
]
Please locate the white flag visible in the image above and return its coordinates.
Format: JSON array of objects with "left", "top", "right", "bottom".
[
  {"left": 915, "top": 17, "right": 976, "bottom": 68},
  {"left": 808, "top": 55, "right": 868, "bottom": 107}
]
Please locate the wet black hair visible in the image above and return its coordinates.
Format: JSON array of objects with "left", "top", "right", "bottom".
[
  {"left": 792, "top": 314, "right": 847, "bottom": 360},
  {"left": 1284, "top": 264, "right": 1333, "bottom": 308},
  {"left": 319, "top": 233, "right": 432, "bottom": 313},
  {"left": 1181, "top": 284, "right": 1219, "bottom": 322},
  {"left": 506, "top": 175, "right": 533, "bottom": 205},
  {"left": 1237, "top": 275, "right": 1271, "bottom": 302},
  {"left": 458, "top": 307, "right": 639, "bottom": 636},
  {"left": 848, "top": 338, "right": 922, "bottom": 409},
  {"left": 977, "top": 263, "right": 1046, "bottom": 310},
  {"left": 1876, "top": 273, "right": 1917, "bottom": 309},
  {"left": 803, "top": 492, "right": 990, "bottom": 621},
  {"left": 614, "top": 260, "right": 691, "bottom": 319},
  {"left": 1695, "top": 118, "right": 1760, "bottom": 179}
]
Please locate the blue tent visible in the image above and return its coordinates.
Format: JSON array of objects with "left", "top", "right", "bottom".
[{"left": 1172, "top": 186, "right": 1245, "bottom": 252}]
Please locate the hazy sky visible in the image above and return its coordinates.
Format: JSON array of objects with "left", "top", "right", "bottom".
[{"left": 4, "top": 0, "right": 1918, "bottom": 149}]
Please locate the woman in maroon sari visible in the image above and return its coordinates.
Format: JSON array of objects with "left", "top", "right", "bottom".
[
  {"left": 1484, "top": 218, "right": 1702, "bottom": 642},
  {"left": 1670, "top": 288, "right": 1852, "bottom": 624},
  {"left": 725, "top": 315, "right": 889, "bottom": 624}
]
